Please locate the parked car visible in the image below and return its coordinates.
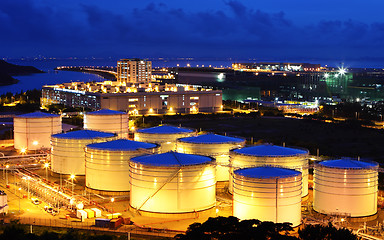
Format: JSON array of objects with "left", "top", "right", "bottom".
[{"left": 31, "top": 198, "right": 40, "bottom": 205}]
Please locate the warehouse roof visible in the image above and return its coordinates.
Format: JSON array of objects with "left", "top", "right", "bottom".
[
  {"left": 86, "top": 109, "right": 126, "bottom": 115},
  {"left": 15, "top": 112, "right": 60, "bottom": 118},
  {"left": 137, "top": 125, "right": 193, "bottom": 134},
  {"left": 131, "top": 152, "right": 212, "bottom": 167},
  {"left": 235, "top": 166, "right": 301, "bottom": 179},
  {"left": 319, "top": 159, "right": 378, "bottom": 169},
  {"left": 233, "top": 144, "right": 308, "bottom": 157},
  {"left": 178, "top": 134, "right": 244, "bottom": 144},
  {"left": 87, "top": 139, "right": 157, "bottom": 151},
  {"left": 52, "top": 130, "right": 115, "bottom": 139}
]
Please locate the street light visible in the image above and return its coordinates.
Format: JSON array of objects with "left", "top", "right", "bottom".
[
  {"left": 44, "top": 163, "right": 49, "bottom": 181},
  {"left": 70, "top": 174, "right": 75, "bottom": 197},
  {"left": 26, "top": 176, "right": 31, "bottom": 199},
  {"left": 5, "top": 165, "right": 9, "bottom": 185},
  {"left": 111, "top": 197, "right": 115, "bottom": 214},
  {"left": 18, "top": 187, "right": 21, "bottom": 213}
]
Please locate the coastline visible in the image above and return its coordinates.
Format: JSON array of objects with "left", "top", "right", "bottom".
[{"left": 55, "top": 67, "right": 116, "bottom": 81}]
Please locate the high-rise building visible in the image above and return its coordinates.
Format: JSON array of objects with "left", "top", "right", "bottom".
[{"left": 117, "top": 59, "right": 152, "bottom": 84}]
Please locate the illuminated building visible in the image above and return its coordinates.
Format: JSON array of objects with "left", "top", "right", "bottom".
[
  {"left": 117, "top": 58, "right": 152, "bottom": 84},
  {"left": 41, "top": 82, "right": 222, "bottom": 114},
  {"left": 232, "top": 62, "right": 322, "bottom": 72}
]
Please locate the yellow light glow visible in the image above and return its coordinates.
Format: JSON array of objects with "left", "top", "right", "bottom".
[
  {"left": 70, "top": 174, "right": 75, "bottom": 180},
  {"left": 32, "top": 141, "right": 39, "bottom": 146},
  {"left": 44, "top": 163, "right": 49, "bottom": 168},
  {"left": 20, "top": 148, "right": 27, "bottom": 154},
  {"left": 111, "top": 197, "right": 115, "bottom": 203}
]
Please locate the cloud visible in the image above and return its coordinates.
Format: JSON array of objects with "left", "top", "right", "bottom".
[{"left": 0, "top": 0, "right": 383, "bottom": 60}]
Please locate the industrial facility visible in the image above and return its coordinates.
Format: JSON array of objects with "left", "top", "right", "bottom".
[
  {"left": 84, "top": 109, "right": 129, "bottom": 139},
  {"left": 3, "top": 110, "right": 384, "bottom": 238},
  {"left": 51, "top": 130, "right": 117, "bottom": 175},
  {"left": 129, "top": 152, "right": 216, "bottom": 215},
  {"left": 176, "top": 134, "right": 245, "bottom": 181},
  {"left": 134, "top": 125, "right": 195, "bottom": 152},
  {"left": 313, "top": 159, "right": 379, "bottom": 217},
  {"left": 85, "top": 139, "right": 159, "bottom": 193},
  {"left": 233, "top": 167, "right": 302, "bottom": 226},
  {"left": 229, "top": 144, "right": 309, "bottom": 197},
  {"left": 14, "top": 112, "right": 62, "bottom": 151}
]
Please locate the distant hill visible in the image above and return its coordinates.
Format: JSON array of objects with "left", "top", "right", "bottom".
[
  {"left": 0, "top": 60, "right": 43, "bottom": 75},
  {"left": 0, "top": 72, "right": 18, "bottom": 86},
  {"left": 0, "top": 60, "right": 44, "bottom": 86}
]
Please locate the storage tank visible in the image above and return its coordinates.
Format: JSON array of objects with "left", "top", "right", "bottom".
[
  {"left": 51, "top": 130, "right": 116, "bottom": 175},
  {"left": 130, "top": 152, "right": 216, "bottom": 214},
  {"left": 14, "top": 112, "right": 61, "bottom": 150},
  {"left": 313, "top": 159, "right": 379, "bottom": 217},
  {"left": 233, "top": 167, "right": 302, "bottom": 226},
  {"left": 135, "top": 125, "right": 195, "bottom": 152},
  {"left": 176, "top": 134, "right": 245, "bottom": 181},
  {"left": 230, "top": 144, "right": 309, "bottom": 197},
  {"left": 84, "top": 109, "right": 129, "bottom": 138},
  {"left": 85, "top": 139, "right": 159, "bottom": 192}
]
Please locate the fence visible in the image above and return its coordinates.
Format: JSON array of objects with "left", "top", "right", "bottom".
[{"left": 9, "top": 216, "right": 181, "bottom": 238}]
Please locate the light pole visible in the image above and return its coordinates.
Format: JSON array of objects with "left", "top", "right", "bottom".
[
  {"left": 44, "top": 163, "right": 49, "bottom": 181},
  {"left": 18, "top": 187, "right": 21, "bottom": 213},
  {"left": 111, "top": 197, "right": 115, "bottom": 214},
  {"left": 70, "top": 174, "right": 75, "bottom": 198},
  {"left": 32, "top": 141, "right": 38, "bottom": 154},
  {"left": 27, "top": 176, "right": 30, "bottom": 199},
  {"left": 5, "top": 165, "right": 9, "bottom": 185}
]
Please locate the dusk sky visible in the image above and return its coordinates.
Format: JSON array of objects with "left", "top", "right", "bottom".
[{"left": 1, "top": 0, "right": 384, "bottom": 63}]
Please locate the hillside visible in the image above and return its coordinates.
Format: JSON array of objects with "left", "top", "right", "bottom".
[
  {"left": 0, "top": 60, "right": 43, "bottom": 75},
  {"left": 0, "top": 72, "right": 18, "bottom": 86},
  {"left": 0, "top": 60, "right": 44, "bottom": 86}
]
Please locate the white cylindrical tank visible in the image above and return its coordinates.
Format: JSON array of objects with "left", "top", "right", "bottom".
[
  {"left": 14, "top": 112, "right": 61, "bottom": 150},
  {"left": 233, "top": 167, "right": 302, "bottom": 226},
  {"left": 177, "top": 134, "right": 245, "bottom": 181},
  {"left": 130, "top": 152, "right": 216, "bottom": 213},
  {"left": 313, "top": 159, "right": 379, "bottom": 217},
  {"left": 135, "top": 125, "right": 195, "bottom": 152},
  {"left": 85, "top": 139, "right": 159, "bottom": 192},
  {"left": 84, "top": 109, "right": 129, "bottom": 139},
  {"left": 51, "top": 130, "right": 116, "bottom": 175},
  {"left": 230, "top": 144, "right": 309, "bottom": 197}
]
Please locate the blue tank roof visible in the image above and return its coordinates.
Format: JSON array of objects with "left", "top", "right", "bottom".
[
  {"left": 319, "top": 159, "right": 378, "bottom": 169},
  {"left": 137, "top": 125, "right": 193, "bottom": 134},
  {"left": 87, "top": 139, "right": 157, "bottom": 151},
  {"left": 131, "top": 152, "right": 212, "bottom": 167},
  {"left": 52, "top": 130, "right": 115, "bottom": 139},
  {"left": 233, "top": 144, "right": 308, "bottom": 157},
  {"left": 15, "top": 112, "right": 60, "bottom": 118},
  {"left": 178, "top": 134, "right": 244, "bottom": 144},
  {"left": 86, "top": 109, "right": 126, "bottom": 115},
  {"left": 235, "top": 167, "right": 301, "bottom": 179}
]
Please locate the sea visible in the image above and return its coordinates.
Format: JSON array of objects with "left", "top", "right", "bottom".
[{"left": 1, "top": 57, "right": 383, "bottom": 95}]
